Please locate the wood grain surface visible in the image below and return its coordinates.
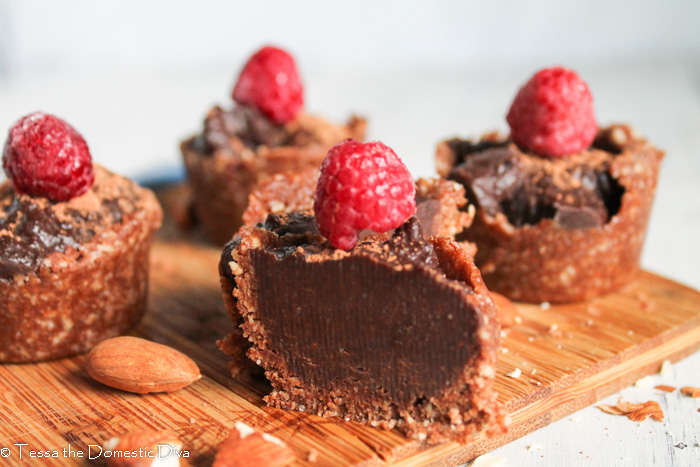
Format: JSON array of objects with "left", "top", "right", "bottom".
[{"left": 1, "top": 186, "right": 699, "bottom": 466}]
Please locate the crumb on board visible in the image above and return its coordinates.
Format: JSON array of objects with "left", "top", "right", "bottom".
[
  {"left": 507, "top": 368, "right": 522, "bottom": 378},
  {"left": 634, "top": 375, "right": 654, "bottom": 388},
  {"left": 597, "top": 398, "right": 664, "bottom": 422},
  {"left": 680, "top": 387, "right": 700, "bottom": 398},
  {"left": 654, "top": 385, "right": 676, "bottom": 393},
  {"left": 306, "top": 448, "right": 319, "bottom": 462}
]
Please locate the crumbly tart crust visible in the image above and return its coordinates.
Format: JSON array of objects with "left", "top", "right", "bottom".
[
  {"left": 243, "top": 167, "right": 474, "bottom": 241},
  {"left": 182, "top": 105, "right": 366, "bottom": 244},
  {"left": 0, "top": 165, "right": 162, "bottom": 362},
  {"left": 219, "top": 213, "right": 505, "bottom": 443},
  {"left": 437, "top": 125, "right": 664, "bottom": 303}
]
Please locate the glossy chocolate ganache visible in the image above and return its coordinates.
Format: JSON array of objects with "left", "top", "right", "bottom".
[
  {"left": 444, "top": 129, "right": 627, "bottom": 230},
  {"left": 0, "top": 165, "right": 149, "bottom": 279}
]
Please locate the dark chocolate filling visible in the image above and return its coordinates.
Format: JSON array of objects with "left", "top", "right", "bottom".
[
  {"left": 193, "top": 105, "right": 294, "bottom": 155},
  {"left": 446, "top": 138, "right": 625, "bottom": 229},
  {"left": 239, "top": 212, "right": 480, "bottom": 406}
]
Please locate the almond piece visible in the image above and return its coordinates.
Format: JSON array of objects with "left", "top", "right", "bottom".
[
  {"left": 654, "top": 385, "right": 676, "bottom": 393},
  {"left": 597, "top": 397, "right": 664, "bottom": 422},
  {"left": 212, "top": 421, "right": 296, "bottom": 467},
  {"left": 104, "top": 430, "right": 183, "bottom": 467},
  {"left": 85, "top": 337, "right": 201, "bottom": 394},
  {"left": 490, "top": 292, "right": 520, "bottom": 328},
  {"left": 680, "top": 386, "right": 700, "bottom": 398}
]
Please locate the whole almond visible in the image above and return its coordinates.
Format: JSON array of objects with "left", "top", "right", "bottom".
[{"left": 85, "top": 336, "right": 201, "bottom": 394}]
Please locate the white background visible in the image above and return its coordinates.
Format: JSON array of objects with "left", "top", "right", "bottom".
[{"left": 1, "top": 1, "right": 699, "bottom": 465}]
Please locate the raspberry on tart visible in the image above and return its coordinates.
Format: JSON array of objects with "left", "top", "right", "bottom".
[
  {"left": 181, "top": 46, "right": 366, "bottom": 244},
  {"left": 3, "top": 112, "right": 94, "bottom": 201},
  {"left": 314, "top": 140, "right": 416, "bottom": 250},
  {"left": 242, "top": 166, "right": 474, "bottom": 246},
  {"left": 232, "top": 46, "right": 304, "bottom": 124},
  {"left": 218, "top": 139, "right": 505, "bottom": 443},
  {"left": 506, "top": 67, "right": 597, "bottom": 158},
  {"left": 0, "top": 113, "right": 162, "bottom": 362},
  {"left": 437, "top": 68, "right": 664, "bottom": 303}
]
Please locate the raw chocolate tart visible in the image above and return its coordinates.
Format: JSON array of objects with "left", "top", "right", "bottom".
[
  {"left": 437, "top": 124, "right": 664, "bottom": 303},
  {"left": 219, "top": 212, "right": 504, "bottom": 443},
  {"left": 181, "top": 105, "right": 365, "bottom": 244},
  {"left": 243, "top": 166, "right": 474, "bottom": 241},
  {"left": 0, "top": 165, "right": 162, "bottom": 362}
]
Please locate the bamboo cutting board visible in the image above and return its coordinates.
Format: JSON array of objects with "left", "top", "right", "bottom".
[{"left": 1, "top": 186, "right": 700, "bottom": 467}]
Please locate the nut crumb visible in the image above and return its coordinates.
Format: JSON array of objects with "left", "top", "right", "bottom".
[
  {"left": 634, "top": 376, "right": 654, "bottom": 388},
  {"left": 659, "top": 360, "right": 672, "bottom": 376},
  {"left": 548, "top": 323, "right": 563, "bottom": 338},
  {"left": 306, "top": 448, "right": 318, "bottom": 462},
  {"left": 597, "top": 398, "right": 664, "bottom": 422},
  {"left": 507, "top": 368, "right": 522, "bottom": 378},
  {"left": 528, "top": 443, "right": 543, "bottom": 451},
  {"left": 654, "top": 385, "right": 676, "bottom": 393}
]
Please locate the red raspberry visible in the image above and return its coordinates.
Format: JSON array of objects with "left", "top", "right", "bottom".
[
  {"left": 506, "top": 67, "right": 597, "bottom": 158},
  {"left": 232, "top": 46, "right": 304, "bottom": 124},
  {"left": 3, "top": 112, "right": 94, "bottom": 201},
  {"left": 314, "top": 140, "right": 416, "bottom": 250}
]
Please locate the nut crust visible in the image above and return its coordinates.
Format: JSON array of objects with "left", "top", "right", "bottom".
[{"left": 0, "top": 186, "right": 162, "bottom": 362}]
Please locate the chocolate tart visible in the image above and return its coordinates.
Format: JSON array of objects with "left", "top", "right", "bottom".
[
  {"left": 219, "top": 212, "right": 504, "bottom": 443},
  {"left": 243, "top": 167, "right": 474, "bottom": 241},
  {"left": 0, "top": 165, "right": 162, "bottom": 362},
  {"left": 181, "top": 105, "right": 365, "bottom": 244},
  {"left": 437, "top": 124, "right": 664, "bottom": 303}
]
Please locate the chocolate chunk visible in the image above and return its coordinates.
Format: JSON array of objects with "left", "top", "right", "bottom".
[
  {"left": 447, "top": 141, "right": 624, "bottom": 229},
  {"left": 414, "top": 198, "right": 440, "bottom": 236}
]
